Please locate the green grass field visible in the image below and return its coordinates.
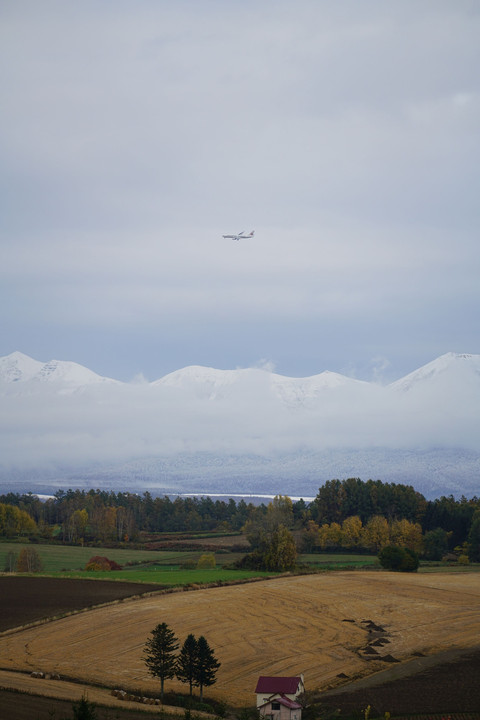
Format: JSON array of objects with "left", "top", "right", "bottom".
[
  {"left": 0, "top": 542, "right": 201, "bottom": 572},
  {"left": 40, "top": 565, "right": 275, "bottom": 585},
  {"left": 3, "top": 542, "right": 475, "bottom": 585},
  {"left": 0, "top": 542, "right": 381, "bottom": 586},
  {"left": 0, "top": 543, "right": 378, "bottom": 573},
  {"left": 298, "top": 552, "right": 378, "bottom": 568}
]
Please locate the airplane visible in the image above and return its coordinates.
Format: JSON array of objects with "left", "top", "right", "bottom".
[{"left": 222, "top": 230, "right": 255, "bottom": 241}]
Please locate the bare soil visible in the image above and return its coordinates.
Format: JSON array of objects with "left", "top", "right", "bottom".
[
  {"left": 319, "top": 645, "right": 480, "bottom": 716},
  {"left": 0, "top": 576, "right": 163, "bottom": 632}
]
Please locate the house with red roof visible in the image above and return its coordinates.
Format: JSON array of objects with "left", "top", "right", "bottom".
[{"left": 255, "top": 676, "right": 304, "bottom": 720}]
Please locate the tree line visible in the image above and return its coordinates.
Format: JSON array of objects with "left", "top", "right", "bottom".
[
  {"left": 309, "top": 478, "right": 480, "bottom": 552},
  {"left": 0, "top": 490, "right": 262, "bottom": 541},
  {"left": 302, "top": 515, "right": 424, "bottom": 553},
  {"left": 1, "top": 479, "right": 479, "bottom": 554}
]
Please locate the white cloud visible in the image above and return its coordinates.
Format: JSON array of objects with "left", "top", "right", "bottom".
[{"left": 1, "top": 352, "right": 479, "bottom": 480}]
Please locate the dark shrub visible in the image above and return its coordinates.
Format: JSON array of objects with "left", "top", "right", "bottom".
[
  {"left": 399, "top": 547, "right": 419, "bottom": 572},
  {"left": 378, "top": 546, "right": 405, "bottom": 571},
  {"left": 378, "top": 546, "right": 418, "bottom": 572}
]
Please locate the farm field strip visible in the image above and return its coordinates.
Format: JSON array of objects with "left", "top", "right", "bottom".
[
  {"left": 0, "top": 542, "right": 202, "bottom": 572},
  {"left": 298, "top": 553, "right": 378, "bottom": 565},
  {"left": 2, "top": 571, "right": 480, "bottom": 706},
  {"left": 0, "top": 542, "right": 382, "bottom": 574},
  {"left": 40, "top": 567, "right": 274, "bottom": 585},
  {"left": 0, "top": 669, "right": 193, "bottom": 716}
]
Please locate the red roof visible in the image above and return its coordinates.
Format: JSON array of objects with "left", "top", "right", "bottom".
[{"left": 255, "top": 677, "right": 302, "bottom": 694}]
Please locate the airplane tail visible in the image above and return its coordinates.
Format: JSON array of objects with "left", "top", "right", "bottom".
[{"left": 249, "top": 230, "right": 255, "bottom": 236}]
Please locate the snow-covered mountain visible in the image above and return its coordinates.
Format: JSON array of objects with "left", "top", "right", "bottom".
[
  {"left": 389, "top": 352, "right": 480, "bottom": 393},
  {"left": 0, "top": 351, "right": 479, "bottom": 499},
  {"left": 0, "top": 351, "right": 118, "bottom": 391}
]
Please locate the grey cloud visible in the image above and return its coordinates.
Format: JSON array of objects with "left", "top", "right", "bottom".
[{"left": 0, "top": 1, "right": 479, "bottom": 384}]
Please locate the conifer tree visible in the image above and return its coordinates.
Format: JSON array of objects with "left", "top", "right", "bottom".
[
  {"left": 72, "top": 695, "right": 98, "bottom": 719},
  {"left": 143, "top": 623, "right": 179, "bottom": 700},
  {"left": 176, "top": 633, "right": 199, "bottom": 696},
  {"left": 195, "top": 635, "right": 220, "bottom": 701}
]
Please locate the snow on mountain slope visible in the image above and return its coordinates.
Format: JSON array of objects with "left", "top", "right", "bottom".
[
  {"left": 0, "top": 351, "right": 44, "bottom": 382},
  {"left": 0, "top": 351, "right": 479, "bottom": 498},
  {"left": 386, "top": 353, "right": 480, "bottom": 449},
  {"left": 389, "top": 352, "right": 480, "bottom": 394},
  {"left": 154, "top": 365, "right": 257, "bottom": 400},
  {"left": 271, "top": 370, "right": 372, "bottom": 408},
  {"left": 155, "top": 364, "right": 373, "bottom": 408},
  {"left": 0, "top": 351, "right": 118, "bottom": 392}
]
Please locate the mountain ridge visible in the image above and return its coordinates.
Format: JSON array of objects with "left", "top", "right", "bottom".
[
  {"left": 1, "top": 351, "right": 479, "bottom": 499},
  {"left": 2, "top": 349, "right": 479, "bottom": 389},
  {"left": 0, "top": 351, "right": 118, "bottom": 387}
]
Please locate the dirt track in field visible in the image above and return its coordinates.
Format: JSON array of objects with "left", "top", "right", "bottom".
[
  {"left": 1, "top": 571, "right": 480, "bottom": 707},
  {"left": 0, "top": 669, "right": 190, "bottom": 716}
]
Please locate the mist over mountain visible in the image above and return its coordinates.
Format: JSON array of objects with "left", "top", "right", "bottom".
[{"left": 1, "top": 351, "right": 479, "bottom": 500}]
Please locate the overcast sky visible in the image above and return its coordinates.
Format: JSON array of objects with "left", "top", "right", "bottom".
[{"left": 1, "top": 1, "right": 479, "bottom": 384}]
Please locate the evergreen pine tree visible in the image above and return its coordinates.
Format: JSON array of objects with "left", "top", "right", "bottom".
[
  {"left": 195, "top": 635, "right": 221, "bottom": 701},
  {"left": 176, "top": 633, "right": 199, "bottom": 696},
  {"left": 143, "top": 622, "right": 179, "bottom": 700},
  {"left": 72, "top": 696, "right": 98, "bottom": 720}
]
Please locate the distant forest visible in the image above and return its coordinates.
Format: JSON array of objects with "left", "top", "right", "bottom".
[{"left": 1, "top": 479, "right": 479, "bottom": 559}]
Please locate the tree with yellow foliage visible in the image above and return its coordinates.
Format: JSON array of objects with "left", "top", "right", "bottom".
[
  {"left": 315, "top": 521, "right": 343, "bottom": 549},
  {"left": 364, "top": 515, "right": 390, "bottom": 552},
  {"left": 197, "top": 553, "right": 216, "bottom": 569},
  {"left": 302, "top": 520, "right": 321, "bottom": 552},
  {"left": 341, "top": 515, "right": 363, "bottom": 549},
  {"left": 390, "top": 518, "right": 423, "bottom": 553},
  {"left": 0, "top": 503, "right": 37, "bottom": 537}
]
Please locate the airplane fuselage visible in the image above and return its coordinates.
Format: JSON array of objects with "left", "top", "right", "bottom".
[{"left": 222, "top": 230, "right": 255, "bottom": 241}]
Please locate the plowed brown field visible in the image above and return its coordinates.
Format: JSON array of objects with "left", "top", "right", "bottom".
[
  {"left": 1, "top": 571, "right": 480, "bottom": 707},
  {"left": 0, "top": 576, "right": 163, "bottom": 631}
]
